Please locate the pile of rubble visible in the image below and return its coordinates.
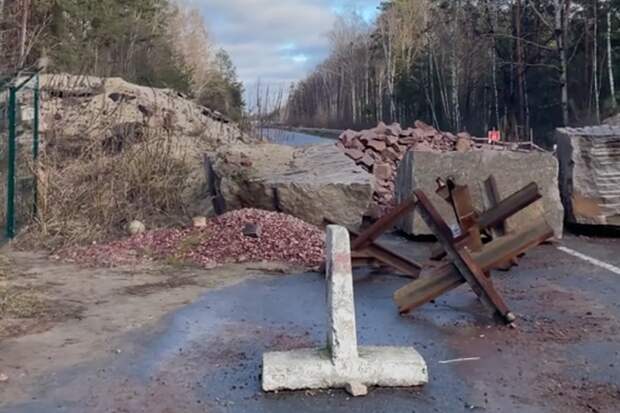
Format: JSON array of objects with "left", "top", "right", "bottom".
[
  {"left": 58, "top": 209, "right": 325, "bottom": 269},
  {"left": 336, "top": 121, "right": 474, "bottom": 215}
]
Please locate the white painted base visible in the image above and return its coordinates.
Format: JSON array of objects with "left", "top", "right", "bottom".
[{"left": 262, "top": 346, "right": 428, "bottom": 392}]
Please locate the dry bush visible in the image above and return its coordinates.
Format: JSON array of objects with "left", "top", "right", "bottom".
[
  {"left": 10, "top": 74, "right": 236, "bottom": 250},
  {"left": 20, "top": 132, "right": 194, "bottom": 249}
]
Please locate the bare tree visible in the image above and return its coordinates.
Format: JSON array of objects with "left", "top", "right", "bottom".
[
  {"left": 607, "top": 8, "right": 617, "bottom": 110},
  {"left": 593, "top": 0, "right": 601, "bottom": 123},
  {"left": 555, "top": 0, "right": 570, "bottom": 125}
]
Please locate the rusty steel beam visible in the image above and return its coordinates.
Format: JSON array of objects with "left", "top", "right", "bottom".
[
  {"left": 478, "top": 182, "right": 541, "bottom": 230},
  {"left": 458, "top": 249, "right": 514, "bottom": 322},
  {"left": 413, "top": 190, "right": 515, "bottom": 324},
  {"left": 359, "top": 243, "right": 421, "bottom": 278},
  {"left": 325, "top": 217, "right": 422, "bottom": 278},
  {"left": 395, "top": 218, "right": 553, "bottom": 317},
  {"left": 450, "top": 183, "right": 483, "bottom": 252},
  {"left": 484, "top": 175, "right": 506, "bottom": 236},
  {"left": 394, "top": 261, "right": 458, "bottom": 314},
  {"left": 350, "top": 197, "right": 417, "bottom": 251},
  {"left": 471, "top": 219, "right": 553, "bottom": 271}
]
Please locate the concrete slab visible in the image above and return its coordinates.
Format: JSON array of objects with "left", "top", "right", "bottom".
[{"left": 263, "top": 346, "right": 428, "bottom": 391}]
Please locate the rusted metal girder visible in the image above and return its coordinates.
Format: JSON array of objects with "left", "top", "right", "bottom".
[
  {"left": 478, "top": 182, "right": 541, "bottom": 230},
  {"left": 350, "top": 197, "right": 418, "bottom": 250},
  {"left": 325, "top": 207, "right": 422, "bottom": 278},
  {"left": 412, "top": 190, "right": 516, "bottom": 324},
  {"left": 484, "top": 175, "right": 506, "bottom": 236},
  {"left": 395, "top": 220, "right": 553, "bottom": 315},
  {"left": 430, "top": 179, "right": 543, "bottom": 261},
  {"left": 395, "top": 184, "right": 553, "bottom": 324}
]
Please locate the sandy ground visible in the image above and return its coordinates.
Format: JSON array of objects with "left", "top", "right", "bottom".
[
  {"left": 0, "top": 249, "right": 298, "bottom": 402},
  {"left": 0, "top": 235, "right": 619, "bottom": 412}
]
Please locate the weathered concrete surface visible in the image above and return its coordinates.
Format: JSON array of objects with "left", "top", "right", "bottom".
[
  {"left": 262, "top": 226, "right": 428, "bottom": 394},
  {"left": 325, "top": 226, "right": 358, "bottom": 362},
  {"left": 557, "top": 126, "right": 620, "bottom": 226},
  {"left": 262, "top": 346, "right": 428, "bottom": 392},
  {"left": 210, "top": 143, "right": 375, "bottom": 228},
  {"left": 395, "top": 150, "right": 564, "bottom": 237}
]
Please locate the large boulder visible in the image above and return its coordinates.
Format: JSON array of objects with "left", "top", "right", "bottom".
[
  {"left": 556, "top": 126, "right": 620, "bottom": 226},
  {"left": 395, "top": 150, "right": 564, "bottom": 238},
  {"left": 209, "top": 143, "right": 375, "bottom": 228}
]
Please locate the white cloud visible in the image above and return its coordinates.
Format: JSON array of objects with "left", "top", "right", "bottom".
[
  {"left": 290, "top": 54, "right": 309, "bottom": 63},
  {"left": 188, "top": 0, "right": 381, "bottom": 87}
]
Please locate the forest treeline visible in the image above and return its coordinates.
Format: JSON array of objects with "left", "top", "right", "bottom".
[
  {"left": 285, "top": 0, "right": 620, "bottom": 141},
  {"left": 0, "top": 0, "right": 244, "bottom": 120}
]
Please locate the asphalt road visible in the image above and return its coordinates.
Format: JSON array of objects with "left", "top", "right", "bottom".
[{"left": 3, "top": 235, "right": 620, "bottom": 413}]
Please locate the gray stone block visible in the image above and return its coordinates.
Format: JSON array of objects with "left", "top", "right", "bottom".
[
  {"left": 556, "top": 126, "right": 620, "bottom": 226},
  {"left": 211, "top": 144, "right": 375, "bottom": 228}
]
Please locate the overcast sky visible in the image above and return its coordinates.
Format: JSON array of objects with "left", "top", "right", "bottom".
[{"left": 191, "top": 0, "right": 381, "bottom": 88}]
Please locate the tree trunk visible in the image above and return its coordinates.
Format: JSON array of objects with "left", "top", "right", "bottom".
[
  {"left": 18, "top": 0, "right": 29, "bottom": 67},
  {"left": 452, "top": 1, "right": 461, "bottom": 131},
  {"left": 491, "top": 0, "right": 500, "bottom": 128},
  {"left": 593, "top": 0, "right": 600, "bottom": 123},
  {"left": 515, "top": 0, "right": 527, "bottom": 134},
  {"left": 427, "top": 36, "right": 439, "bottom": 127},
  {"left": 608, "top": 10, "right": 617, "bottom": 110},
  {"left": 555, "top": 0, "right": 569, "bottom": 126}
]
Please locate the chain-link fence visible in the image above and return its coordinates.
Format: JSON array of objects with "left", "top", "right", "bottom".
[{"left": 0, "top": 72, "right": 39, "bottom": 239}]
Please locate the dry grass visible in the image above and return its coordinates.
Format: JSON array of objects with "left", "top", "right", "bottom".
[
  {"left": 18, "top": 131, "right": 195, "bottom": 249},
  {"left": 6, "top": 73, "right": 221, "bottom": 250},
  {"left": 0, "top": 254, "right": 45, "bottom": 320},
  {"left": 0, "top": 287, "right": 46, "bottom": 318}
]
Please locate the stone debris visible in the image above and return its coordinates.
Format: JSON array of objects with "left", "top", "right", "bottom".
[
  {"left": 13, "top": 74, "right": 257, "bottom": 224},
  {"left": 262, "top": 225, "right": 428, "bottom": 394},
  {"left": 192, "top": 216, "right": 207, "bottom": 228},
  {"left": 242, "top": 223, "right": 262, "bottom": 238},
  {"left": 127, "top": 220, "right": 145, "bottom": 236},
  {"left": 345, "top": 382, "right": 368, "bottom": 397},
  {"left": 337, "top": 121, "right": 474, "bottom": 217},
  {"left": 59, "top": 209, "right": 325, "bottom": 268},
  {"left": 34, "top": 74, "right": 249, "bottom": 149}
]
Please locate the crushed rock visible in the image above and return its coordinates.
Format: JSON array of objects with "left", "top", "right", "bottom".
[{"left": 58, "top": 209, "right": 325, "bottom": 269}]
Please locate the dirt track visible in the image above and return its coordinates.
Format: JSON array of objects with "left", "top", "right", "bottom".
[{"left": 0, "top": 234, "right": 619, "bottom": 412}]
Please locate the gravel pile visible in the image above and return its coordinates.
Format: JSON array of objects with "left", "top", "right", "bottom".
[{"left": 58, "top": 209, "right": 325, "bottom": 268}]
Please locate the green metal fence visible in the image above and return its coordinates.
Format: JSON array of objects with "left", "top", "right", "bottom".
[{"left": 0, "top": 72, "right": 40, "bottom": 240}]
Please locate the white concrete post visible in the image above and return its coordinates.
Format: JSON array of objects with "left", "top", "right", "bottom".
[
  {"left": 325, "top": 225, "right": 358, "bottom": 362},
  {"left": 262, "top": 225, "right": 428, "bottom": 395}
]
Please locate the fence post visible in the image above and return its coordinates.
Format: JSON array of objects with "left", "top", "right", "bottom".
[
  {"left": 6, "top": 87, "right": 16, "bottom": 238},
  {"left": 33, "top": 75, "right": 39, "bottom": 218}
]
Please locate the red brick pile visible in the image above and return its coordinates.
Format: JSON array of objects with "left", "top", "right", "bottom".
[
  {"left": 335, "top": 121, "right": 474, "bottom": 216},
  {"left": 58, "top": 209, "right": 325, "bottom": 269}
]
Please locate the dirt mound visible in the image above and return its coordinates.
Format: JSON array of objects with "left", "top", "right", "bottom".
[
  {"left": 58, "top": 209, "right": 325, "bottom": 268},
  {"left": 37, "top": 74, "right": 246, "bottom": 150},
  {"left": 15, "top": 74, "right": 257, "bottom": 248}
]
